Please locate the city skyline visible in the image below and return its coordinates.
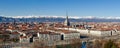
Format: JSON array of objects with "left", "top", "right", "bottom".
[
  {"left": 0, "top": 0, "right": 120, "bottom": 48},
  {"left": 0, "top": 0, "right": 120, "bottom": 17}
]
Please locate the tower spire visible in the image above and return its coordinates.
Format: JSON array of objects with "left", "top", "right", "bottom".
[
  {"left": 64, "top": 11, "right": 70, "bottom": 26},
  {"left": 66, "top": 10, "right": 68, "bottom": 17},
  {"left": 66, "top": 11, "right": 68, "bottom": 21}
]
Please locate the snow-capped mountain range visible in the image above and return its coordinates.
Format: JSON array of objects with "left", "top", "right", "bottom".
[
  {"left": 1, "top": 15, "right": 120, "bottom": 22},
  {"left": 3, "top": 15, "right": 120, "bottom": 19}
]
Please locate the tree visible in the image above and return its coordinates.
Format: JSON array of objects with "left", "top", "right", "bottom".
[
  {"left": 93, "top": 40, "right": 102, "bottom": 48},
  {"left": 104, "top": 40, "right": 118, "bottom": 48}
]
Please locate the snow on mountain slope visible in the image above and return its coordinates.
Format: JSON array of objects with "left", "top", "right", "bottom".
[{"left": 2, "top": 15, "right": 120, "bottom": 19}]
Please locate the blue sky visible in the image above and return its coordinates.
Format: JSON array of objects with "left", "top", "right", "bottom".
[{"left": 0, "top": 0, "right": 120, "bottom": 17}]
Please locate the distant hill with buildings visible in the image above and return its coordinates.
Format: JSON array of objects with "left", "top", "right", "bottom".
[{"left": 0, "top": 16, "right": 120, "bottom": 22}]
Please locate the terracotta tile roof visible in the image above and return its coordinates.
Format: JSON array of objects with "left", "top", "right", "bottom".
[
  {"left": 20, "top": 36, "right": 27, "bottom": 38},
  {"left": 11, "top": 32, "right": 20, "bottom": 34}
]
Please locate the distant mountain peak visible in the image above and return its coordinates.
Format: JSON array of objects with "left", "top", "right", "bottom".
[
  {"left": 0, "top": 15, "right": 120, "bottom": 22},
  {"left": 3, "top": 15, "right": 95, "bottom": 19},
  {"left": 1, "top": 15, "right": 120, "bottom": 19}
]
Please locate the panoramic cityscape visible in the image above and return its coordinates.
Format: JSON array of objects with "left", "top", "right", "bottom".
[{"left": 1, "top": 0, "right": 120, "bottom": 48}]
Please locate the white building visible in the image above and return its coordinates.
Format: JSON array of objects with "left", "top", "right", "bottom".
[
  {"left": 57, "top": 28, "right": 120, "bottom": 37},
  {"left": 60, "top": 32, "right": 80, "bottom": 40},
  {"left": 37, "top": 32, "right": 61, "bottom": 41}
]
